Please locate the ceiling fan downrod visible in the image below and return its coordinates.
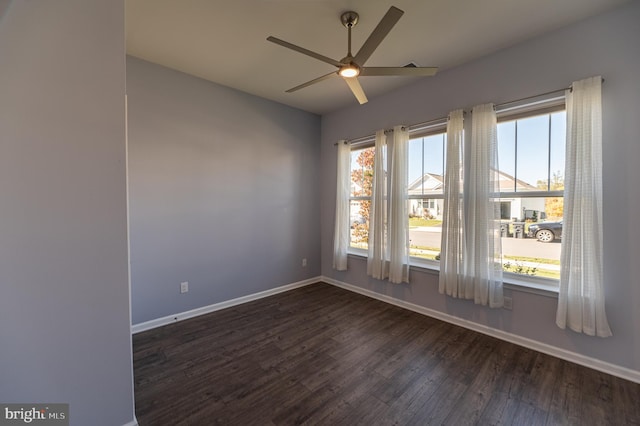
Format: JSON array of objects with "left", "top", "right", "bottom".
[{"left": 341, "top": 11, "right": 358, "bottom": 58}]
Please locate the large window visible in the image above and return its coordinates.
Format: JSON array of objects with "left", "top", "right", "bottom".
[
  {"left": 497, "top": 107, "right": 565, "bottom": 281},
  {"left": 346, "top": 101, "right": 566, "bottom": 286}
]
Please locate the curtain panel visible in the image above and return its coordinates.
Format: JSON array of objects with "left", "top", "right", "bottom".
[
  {"left": 367, "top": 128, "right": 410, "bottom": 283},
  {"left": 556, "top": 76, "right": 612, "bottom": 337},
  {"left": 439, "top": 110, "right": 466, "bottom": 296},
  {"left": 388, "top": 126, "right": 410, "bottom": 284},
  {"left": 464, "top": 104, "right": 504, "bottom": 307},
  {"left": 367, "top": 130, "right": 388, "bottom": 279},
  {"left": 332, "top": 140, "right": 350, "bottom": 271}
]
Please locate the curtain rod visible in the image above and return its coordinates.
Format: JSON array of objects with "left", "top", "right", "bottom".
[
  {"left": 334, "top": 78, "right": 604, "bottom": 145},
  {"left": 333, "top": 115, "right": 451, "bottom": 145},
  {"left": 494, "top": 77, "right": 604, "bottom": 109},
  {"left": 494, "top": 87, "right": 568, "bottom": 109}
]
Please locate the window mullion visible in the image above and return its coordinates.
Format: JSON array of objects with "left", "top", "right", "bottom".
[
  {"left": 421, "top": 137, "right": 425, "bottom": 197},
  {"left": 547, "top": 113, "right": 552, "bottom": 191},
  {"left": 514, "top": 120, "right": 518, "bottom": 193}
]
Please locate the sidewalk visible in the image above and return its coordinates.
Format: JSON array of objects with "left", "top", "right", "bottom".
[{"left": 411, "top": 226, "right": 443, "bottom": 232}]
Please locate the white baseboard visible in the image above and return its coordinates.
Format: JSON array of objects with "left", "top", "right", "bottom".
[
  {"left": 122, "top": 417, "right": 138, "bottom": 426},
  {"left": 320, "top": 275, "right": 640, "bottom": 385},
  {"left": 131, "top": 277, "right": 320, "bottom": 334}
]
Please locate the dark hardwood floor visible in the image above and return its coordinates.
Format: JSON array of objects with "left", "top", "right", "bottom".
[{"left": 133, "top": 282, "right": 640, "bottom": 425}]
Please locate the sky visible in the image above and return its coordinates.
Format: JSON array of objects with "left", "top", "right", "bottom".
[
  {"left": 408, "top": 133, "right": 445, "bottom": 185},
  {"left": 408, "top": 110, "right": 566, "bottom": 191},
  {"left": 350, "top": 110, "right": 566, "bottom": 195},
  {"left": 497, "top": 111, "right": 566, "bottom": 190}
]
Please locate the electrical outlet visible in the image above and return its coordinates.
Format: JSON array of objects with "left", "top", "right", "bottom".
[
  {"left": 302, "top": 258, "right": 307, "bottom": 267},
  {"left": 503, "top": 296, "right": 513, "bottom": 310},
  {"left": 180, "top": 281, "right": 189, "bottom": 294}
]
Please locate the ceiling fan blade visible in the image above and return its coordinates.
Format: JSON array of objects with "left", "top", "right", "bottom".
[
  {"left": 360, "top": 67, "right": 438, "bottom": 77},
  {"left": 286, "top": 71, "right": 338, "bottom": 93},
  {"left": 344, "top": 77, "right": 368, "bottom": 104},
  {"left": 267, "top": 36, "right": 343, "bottom": 68},
  {"left": 354, "top": 6, "right": 404, "bottom": 66}
]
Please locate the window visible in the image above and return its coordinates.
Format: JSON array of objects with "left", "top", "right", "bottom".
[
  {"left": 345, "top": 100, "right": 565, "bottom": 287},
  {"left": 500, "top": 201, "right": 511, "bottom": 220},
  {"left": 497, "top": 106, "right": 565, "bottom": 282},
  {"left": 348, "top": 128, "right": 447, "bottom": 262}
]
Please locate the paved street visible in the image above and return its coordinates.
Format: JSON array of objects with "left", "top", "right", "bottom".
[{"left": 409, "top": 227, "right": 561, "bottom": 261}]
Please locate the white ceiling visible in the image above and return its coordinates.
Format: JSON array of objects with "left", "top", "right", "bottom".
[{"left": 126, "top": 0, "right": 629, "bottom": 115}]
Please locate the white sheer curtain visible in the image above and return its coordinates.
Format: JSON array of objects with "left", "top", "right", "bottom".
[
  {"left": 367, "top": 130, "right": 388, "bottom": 279},
  {"left": 388, "top": 126, "right": 410, "bottom": 284},
  {"left": 333, "top": 140, "right": 350, "bottom": 271},
  {"left": 556, "top": 76, "right": 612, "bottom": 337},
  {"left": 464, "top": 104, "right": 503, "bottom": 307},
  {"left": 367, "top": 128, "right": 410, "bottom": 283},
  {"left": 439, "top": 110, "right": 465, "bottom": 297}
]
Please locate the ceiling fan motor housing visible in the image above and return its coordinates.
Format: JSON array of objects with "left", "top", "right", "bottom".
[{"left": 340, "top": 11, "right": 359, "bottom": 28}]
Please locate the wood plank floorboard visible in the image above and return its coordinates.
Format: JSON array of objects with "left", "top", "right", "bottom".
[{"left": 133, "top": 282, "right": 640, "bottom": 425}]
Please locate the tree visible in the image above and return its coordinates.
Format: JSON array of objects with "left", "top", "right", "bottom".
[
  {"left": 536, "top": 170, "right": 564, "bottom": 220},
  {"left": 547, "top": 171, "right": 564, "bottom": 220},
  {"left": 351, "top": 147, "right": 374, "bottom": 243}
]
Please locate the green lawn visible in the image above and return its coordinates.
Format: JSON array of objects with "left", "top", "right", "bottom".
[
  {"left": 409, "top": 218, "right": 442, "bottom": 227},
  {"left": 354, "top": 241, "right": 561, "bottom": 280},
  {"left": 409, "top": 250, "right": 440, "bottom": 261},
  {"left": 529, "top": 269, "right": 560, "bottom": 279},
  {"left": 409, "top": 245, "right": 560, "bottom": 279},
  {"left": 503, "top": 254, "right": 560, "bottom": 266}
]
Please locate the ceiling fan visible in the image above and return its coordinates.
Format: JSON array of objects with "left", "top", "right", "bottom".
[{"left": 267, "top": 6, "right": 438, "bottom": 105}]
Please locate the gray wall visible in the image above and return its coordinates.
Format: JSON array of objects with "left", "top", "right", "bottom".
[
  {"left": 321, "top": 1, "right": 640, "bottom": 373},
  {"left": 127, "top": 57, "right": 321, "bottom": 324},
  {"left": 0, "top": 1, "right": 135, "bottom": 426}
]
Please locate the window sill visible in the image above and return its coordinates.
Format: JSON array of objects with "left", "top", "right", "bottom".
[
  {"left": 502, "top": 273, "right": 559, "bottom": 297},
  {"left": 346, "top": 249, "right": 559, "bottom": 298}
]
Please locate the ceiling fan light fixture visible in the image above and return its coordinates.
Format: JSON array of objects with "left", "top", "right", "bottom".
[{"left": 339, "top": 65, "right": 360, "bottom": 78}]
